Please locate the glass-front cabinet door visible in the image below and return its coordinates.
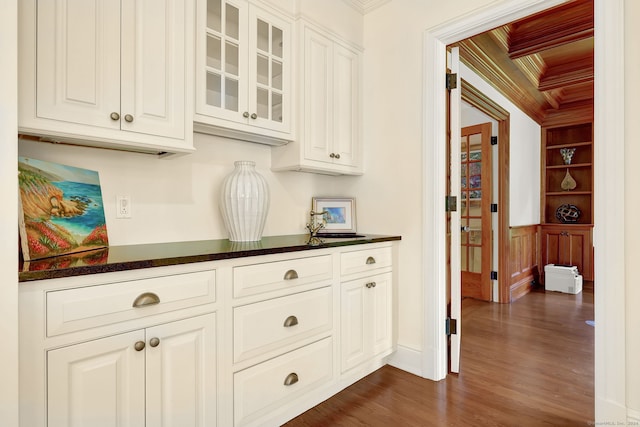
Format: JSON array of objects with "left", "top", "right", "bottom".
[
  {"left": 248, "top": 8, "right": 289, "bottom": 132},
  {"left": 195, "top": 0, "right": 291, "bottom": 140},
  {"left": 200, "top": 0, "right": 248, "bottom": 122}
]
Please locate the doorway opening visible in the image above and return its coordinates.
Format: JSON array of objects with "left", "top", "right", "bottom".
[{"left": 423, "top": 0, "right": 626, "bottom": 420}]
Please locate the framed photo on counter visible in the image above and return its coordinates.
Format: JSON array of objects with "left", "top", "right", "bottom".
[{"left": 312, "top": 197, "right": 357, "bottom": 234}]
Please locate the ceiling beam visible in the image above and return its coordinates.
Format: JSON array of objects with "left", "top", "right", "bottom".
[
  {"left": 508, "top": 0, "right": 593, "bottom": 59},
  {"left": 538, "top": 56, "right": 594, "bottom": 91}
]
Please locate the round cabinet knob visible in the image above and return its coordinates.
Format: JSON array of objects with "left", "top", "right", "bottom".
[
  {"left": 243, "top": 111, "right": 250, "bottom": 118},
  {"left": 124, "top": 114, "right": 134, "bottom": 123},
  {"left": 250, "top": 113, "right": 258, "bottom": 119},
  {"left": 110, "top": 112, "right": 120, "bottom": 121},
  {"left": 329, "top": 153, "right": 335, "bottom": 158},
  {"left": 134, "top": 341, "right": 146, "bottom": 351},
  {"left": 149, "top": 337, "right": 160, "bottom": 348},
  {"left": 335, "top": 153, "right": 341, "bottom": 159}
]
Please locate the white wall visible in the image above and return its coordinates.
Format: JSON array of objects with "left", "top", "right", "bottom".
[
  {"left": 625, "top": 0, "right": 640, "bottom": 419},
  {"left": 18, "top": 134, "right": 350, "bottom": 246},
  {"left": 0, "top": 0, "right": 19, "bottom": 425},
  {"left": 359, "top": 0, "right": 535, "bottom": 357},
  {"left": 460, "top": 63, "right": 541, "bottom": 226}
]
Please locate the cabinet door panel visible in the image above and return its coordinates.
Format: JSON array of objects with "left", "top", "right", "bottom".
[
  {"left": 145, "top": 314, "right": 217, "bottom": 427},
  {"left": 196, "top": 0, "right": 249, "bottom": 123},
  {"left": 541, "top": 226, "right": 593, "bottom": 281},
  {"left": 121, "top": 0, "right": 185, "bottom": 139},
  {"left": 340, "top": 279, "right": 366, "bottom": 371},
  {"left": 47, "top": 330, "right": 146, "bottom": 427},
  {"left": 370, "top": 273, "right": 393, "bottom": 357},
  {"left": 248, "top": 6, "right": 290, "bottom": 133},
  {"left": 333, "top": 44, "right": 360, "bottom": 168},
  {"left": 37, "top": 0, "right": 121, "bottom": 129},
  {"left": 303, "top": 27, "right": 333, "bottom": 163}
]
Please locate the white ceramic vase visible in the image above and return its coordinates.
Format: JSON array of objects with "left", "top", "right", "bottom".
[{"left": 220, "top": 161, "right": 270, "bottom": 241}]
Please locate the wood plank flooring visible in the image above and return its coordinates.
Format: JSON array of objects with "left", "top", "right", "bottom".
[{"left": 285, "top": 284, "right": 594, "bottom": 426}]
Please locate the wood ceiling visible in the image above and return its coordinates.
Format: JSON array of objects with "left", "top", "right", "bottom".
[{"left": 454, "top": 0, "right": 594, "bottom": 127}]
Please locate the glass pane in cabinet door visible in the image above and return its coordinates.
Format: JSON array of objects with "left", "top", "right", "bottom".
[
  {"left": 225, "top": 4, "right": 239, "bottom": 39},
  {"left": 206, "top": 72, "right": 222, "bottom": 107},
  {"left": 272, "top": 60, "right": 282, "bottom": 90},
  {"left": 272, "top": 26, "right": 283, "bottom": 58},
  {"left": 225, "top": 41, "right": 239, "bottom": 76},
  {"left": 256, "top": 87, "right": 268, "bottom": 118},
  {"left": 207, "top": 0, "right": 221, "bottom": 32},
  {"left": 225, "top": 77, "right": 239, "bottom": 111},
  {"left": 257, "top": 19, "right": 269, "bottom": 52},
  {"left": 206, "top": 35, "right": 222, "bottom": 70},
  {"left": 257, "top": 54, "right": 268, "bottom": 85},
  {"left": 272, "top": 92, "right": 282, "bottom": 122}
]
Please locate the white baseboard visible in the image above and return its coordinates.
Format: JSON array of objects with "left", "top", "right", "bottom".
[{"left": 388, "top": 345, "right": 423, "bottom": 377}]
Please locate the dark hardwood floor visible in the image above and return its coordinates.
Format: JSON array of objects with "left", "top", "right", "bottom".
[{"left": 285, "top": 284, "right": 594, "bottom": 426}]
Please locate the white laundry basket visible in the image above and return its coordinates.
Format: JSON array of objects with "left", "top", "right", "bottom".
[{"left": 544, "top": 264, "right": 583, "bottom": 294}]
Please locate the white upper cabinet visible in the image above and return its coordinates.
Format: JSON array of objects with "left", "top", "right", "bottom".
[
  {"left": 271, "top": 20, "right": 363, "bottom": 175},
  {"left": 19, "top": 0, "right": 194, "bottom": 156},
  {"left": 194, "top": 0, "right": 292, "bottom": 145}
]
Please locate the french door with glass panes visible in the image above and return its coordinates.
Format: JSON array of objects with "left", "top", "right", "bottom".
[
  {"left": 196, "top": 0, "right": 291, "bottom": 134},
  {"left": 460, "top": 123, "right": 492, "bottom": 301}
]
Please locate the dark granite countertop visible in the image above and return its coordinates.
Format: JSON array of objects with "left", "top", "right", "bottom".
[{"left": 19, "top": 234, "right": 401, "bottom": 283}]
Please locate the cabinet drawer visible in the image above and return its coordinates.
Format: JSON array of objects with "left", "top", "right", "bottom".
[
  {"left": 233, "top": 255, "right": 333, "bottom": 298},
  {"left": 46, "top": 270, "right": 216, "bottom": 337},
  {"left": 233, "top": 337, "right": 333, "bottom": 426},
  {"left": 341, "top": 246, "right": 392, "bottom": 277},
  {"left": 233, "top": 287, "right": 332, "bottom": 363}
]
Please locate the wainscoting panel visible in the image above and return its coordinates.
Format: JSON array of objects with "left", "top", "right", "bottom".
[{"left": 508, "top": 225, "right": 540, "bottom": 302}]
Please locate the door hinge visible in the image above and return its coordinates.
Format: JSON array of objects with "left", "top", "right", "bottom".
[
  {"left": 445, "top": 195, "right": 457, "bottom": 212},
  {"left": 490, "top": 271, "right": 498, "bottom": 280},
  {"left": 491, "top": 136, "right": 498, "bottom": 145},
  {"left": 446, "top": 318, "right": 458, "bottom": 336},
  {"left": 491, "top": 203, "right": 498, "bottom": 213},
  {"left": 446, "top": 73, "right": 458, "bottom": 90}
]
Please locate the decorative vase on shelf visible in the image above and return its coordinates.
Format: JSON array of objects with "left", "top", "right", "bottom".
[
  {"left": 560, "top": 148, "right": 576, "bottom": 165},
  {"left": 561, "top": 168, "right": 577, "bottom": 191},
  {"left": 220, "top": 161, "right": 270, "bottom": 242}
]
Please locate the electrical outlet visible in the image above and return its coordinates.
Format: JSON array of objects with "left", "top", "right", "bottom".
[{"left": 116, "top": 195, "right": 132, "bottom": 219}]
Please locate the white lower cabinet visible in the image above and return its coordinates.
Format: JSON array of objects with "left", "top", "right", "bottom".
[
  {"left": 233, "top": 337, "right": 333, "bottom": 426},
  {"left": 341, "top": 272, "right": 393, "bottom": 372},
  {"left": 47, "top": 313, "right": 217, "bottom": 427},
  {"left": 20, "top": 243, "right": 397, "bottom": 427}
]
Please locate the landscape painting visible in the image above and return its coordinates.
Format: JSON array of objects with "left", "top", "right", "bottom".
[{"left": 18, "top": 157, "right": 109, "bottom": 261}]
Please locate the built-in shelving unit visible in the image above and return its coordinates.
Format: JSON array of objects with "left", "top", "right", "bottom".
[
  {"left": 541, "top": 121, "right": 593, "bottom": 225},
  {"left": 540, "top": 120, "right": 594, "bottom": 281}
]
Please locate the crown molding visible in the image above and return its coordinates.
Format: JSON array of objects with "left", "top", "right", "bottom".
[{"left": 342, "top": 0, "right": 390, "bottom": 14}]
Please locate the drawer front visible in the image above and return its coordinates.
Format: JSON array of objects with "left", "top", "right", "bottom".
[
  {"left": 233, "top": 254, "right": 333, "bottom": 298},
  {"left": 233, "top": 287, "right": 332, "bottom": 363},
  {"left": 341, "top": 246, "right": 392, "bottom": 277},
  {"left": 233, "top": 337, "right": 333, "bottom": 426},
  {"left": 46, "top": 270, "right": 216, "bottom": 337}
]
